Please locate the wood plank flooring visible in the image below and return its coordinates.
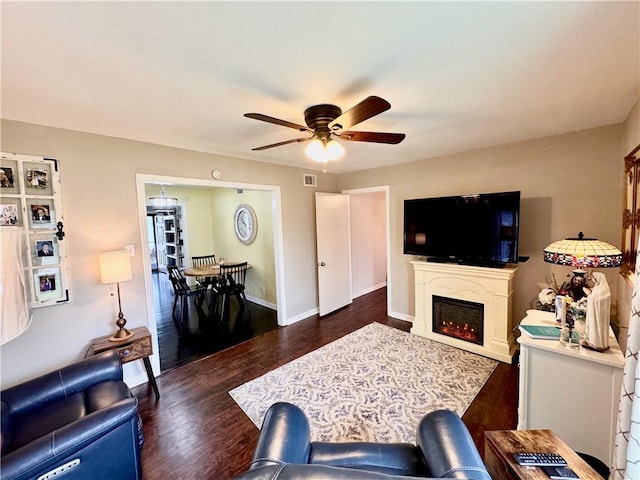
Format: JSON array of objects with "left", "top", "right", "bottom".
[
  {"left": 152, "top": 271, "right": 278, "bottom": 372},
  {"left": 132, "top": 287, "right": 518, "bottom": 480}
]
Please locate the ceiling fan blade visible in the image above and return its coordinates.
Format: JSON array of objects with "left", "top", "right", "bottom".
[
  {"left": 339, "top": 131, "right": 406, "bottom": 144},
  {"left": 251, "top": 137, "right": 312, "bottom": 151},
  {"left": 328, "top": 96, "right": 391, "bottom": 131},
  {"left": 244, "top": 113, "right": 311, "bottom": 132}
]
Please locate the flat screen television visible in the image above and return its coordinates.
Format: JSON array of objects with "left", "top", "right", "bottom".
[{"left": 403, "top": 190, "right": 521, "bottom": 266}]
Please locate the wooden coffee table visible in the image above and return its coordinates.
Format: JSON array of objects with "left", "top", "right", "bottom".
[{"left": 484, "top": 430, "right": 603, "bottom": 480}]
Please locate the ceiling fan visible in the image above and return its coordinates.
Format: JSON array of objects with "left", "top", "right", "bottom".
[{"left": 244, "top": 96, "right": 405, "bottom": 165}]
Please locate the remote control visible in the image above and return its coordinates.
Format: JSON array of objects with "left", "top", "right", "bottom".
[
  {"left": 543, "top": 466, "right": 579, "bottom": 479},
  {"left": 513, "top": 452, "right": 567, "bottom": 467}
]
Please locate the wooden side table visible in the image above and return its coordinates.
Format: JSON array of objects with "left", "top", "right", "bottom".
[
  {"left": 87, "top": 326, "right": 159, "bottom": 399},
  {"left": 484, "top": 430, "right": 602, "bottom": 480}
]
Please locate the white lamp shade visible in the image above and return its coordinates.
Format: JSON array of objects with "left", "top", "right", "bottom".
[
  {"left": 305, "top": 139, "right": 327, "bottom": 163},
  {"left": 99, "top": 251, "right": 132, "bottom": 284},
  {"left": 325, "top": 140, "right": 345, "bottom": 161}
]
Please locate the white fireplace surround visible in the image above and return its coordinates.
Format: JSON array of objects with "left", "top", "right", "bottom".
[{"left": 410, "top": 261, "right": 518, "bottom": 363}]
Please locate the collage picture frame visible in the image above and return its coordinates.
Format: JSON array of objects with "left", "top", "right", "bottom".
[{"left": 2, "top": 151, "right": 69, "bottom": 308}]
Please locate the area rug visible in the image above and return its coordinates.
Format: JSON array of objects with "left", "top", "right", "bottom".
[{"left": 229, "top": 322, "right": 497, "bottom": 444}]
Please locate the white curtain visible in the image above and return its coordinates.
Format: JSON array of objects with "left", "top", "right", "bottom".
[
  {"left": 612, "top": 242, "right": 640, "bottom": 480},
  {"left": 0, "top": 226, "right": 31, "bottom": 344}
]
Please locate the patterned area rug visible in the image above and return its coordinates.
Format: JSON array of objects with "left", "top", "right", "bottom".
[{"left": 229, "top": 322, "right": 497, "bottom": 443}]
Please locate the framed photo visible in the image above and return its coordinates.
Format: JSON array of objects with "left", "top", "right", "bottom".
[
  {"left": 33, "top": 238, "right": 58, "bottom": 265},
  {"left": 33, "top": 267, "right": 62, "bottom": 302},
  {"left": 27, "top": 200, "right": 55, "bottom": 230},
  {"left": 0, "top": 202, "right": 20, "bottom": 226},
  {"left": 0, "top": 159, "right": 19, "bottom": 194},
  {"left": 23, "top": 161, "right": 52, "bottom": 195},
  {"left": 0, "top": 199, "right": 21, "bottom": 227}
]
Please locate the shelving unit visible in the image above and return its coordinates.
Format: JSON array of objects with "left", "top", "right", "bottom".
[{"left": 154, "top": 212, "right": 184, "bottom": 272}]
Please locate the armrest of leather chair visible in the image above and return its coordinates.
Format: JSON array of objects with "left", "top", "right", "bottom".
[
  {"left": 2, "top": 351, "right": 123, "bottom": 416},
  {"left": 1, "top": 398, "right": 139, "bottom": 480},
  {"left": 249, "top": 402, "right": 312, "bottom": 469},
  {"left": 417, "top": 410, "right": 491, "bottom": 480}
]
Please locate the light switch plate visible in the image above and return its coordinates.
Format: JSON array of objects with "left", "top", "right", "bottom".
[{"left": 125, "top": 244, "right": 135, "bottom": 256}]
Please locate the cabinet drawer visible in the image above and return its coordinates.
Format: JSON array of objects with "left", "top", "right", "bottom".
[{"left": 115, "top": 337, "right": 152, "bottom": 363}]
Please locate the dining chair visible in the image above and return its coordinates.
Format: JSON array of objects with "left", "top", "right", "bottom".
[
  {"left": 191, "top": 254, "right": 217, "bottom": 286},
  {"left": 167, "top": 265, "right": 207, "bottom": 333},
  {"left": 213, "top": 262, "right": 248, "bottom": 330}
]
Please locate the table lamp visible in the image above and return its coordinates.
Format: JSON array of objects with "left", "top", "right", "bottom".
[
  {"left": 98, "top": 250, "right": 134, "bottom": 342},
  {"left": 543, "top": 232, "right": 622, "bottom": 351}
]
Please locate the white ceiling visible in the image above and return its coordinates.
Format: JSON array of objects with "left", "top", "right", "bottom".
[{"left": 2, "top": 2, "right": 638, "bottom": 174}]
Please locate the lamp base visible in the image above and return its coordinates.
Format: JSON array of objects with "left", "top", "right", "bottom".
[
  {"left": 569, "top": 269, "right": 588, "bottom": 300},
  {"left": 108, "top": 312, "right": 134, "bottom": 342},
  {"left": 109, "top": 328, "right": 134, "bottom": 342}
]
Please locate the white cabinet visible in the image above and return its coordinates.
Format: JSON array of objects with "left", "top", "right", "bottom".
[{"left": 517, "top": 310, "right": 624, "bottom": 465}]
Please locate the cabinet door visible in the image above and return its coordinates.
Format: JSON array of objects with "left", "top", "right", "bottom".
[{"left": 522, "top": 346, "right": 621, "bottom": 464}]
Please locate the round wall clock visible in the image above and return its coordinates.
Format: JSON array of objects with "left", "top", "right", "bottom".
[{"left": 234, "top": 204, "right": 257, "bottom": 245}]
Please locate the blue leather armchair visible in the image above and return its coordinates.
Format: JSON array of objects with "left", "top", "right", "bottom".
[
  {"left": 1, "top": 351, "right": 144, "bottom": 480},
  {"left": 235, "top": 402, "right": 491, "bottom": 479}
]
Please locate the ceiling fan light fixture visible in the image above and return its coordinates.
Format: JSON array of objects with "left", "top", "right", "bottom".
[
  {"left": 305, "top": 138, "right": 328, "bottom": 163},
  {"left": 305, "top": 138, "right": 344, "bottom": 163},
  {"left": 326, "top": 139, "right": 345, "bottom": 161}
]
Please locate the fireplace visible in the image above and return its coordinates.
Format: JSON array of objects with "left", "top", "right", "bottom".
[
  {"left": 410, "top": 261, "right": 517, "bottom": 363},
  {"left": 432, "top": 296, "right": 483, "bottom": 346}
]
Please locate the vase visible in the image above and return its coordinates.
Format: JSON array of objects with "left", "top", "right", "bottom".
[{"left": 560, "top": 324, "right": 581, "bottom": 349}]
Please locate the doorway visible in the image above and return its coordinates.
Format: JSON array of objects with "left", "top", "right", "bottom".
[
  {"left": 136, "top": 174, "right": 287, "bottom": 377},
  {"left": 343, "top": 186, "right": 391, "bottom": 315}
]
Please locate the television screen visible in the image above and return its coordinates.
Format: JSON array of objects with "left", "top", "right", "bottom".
[{"left": 403, "top": 191, "right": 520, "bottom": 266}]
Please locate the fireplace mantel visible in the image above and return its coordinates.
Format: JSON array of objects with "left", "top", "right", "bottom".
[{"left": 410, "top": 261, "right": 518, "bottom": 363}]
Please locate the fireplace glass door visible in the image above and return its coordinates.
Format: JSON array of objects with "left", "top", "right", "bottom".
[{"left": 432, "top": 295, "right": 484, "bottom": 346}]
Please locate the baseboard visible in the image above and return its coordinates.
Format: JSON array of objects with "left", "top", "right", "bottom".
[
  {"left": 246, "top": 294, "right": 276, "bottom": 311},
  {"left": 123, "top": 362, "right": 150, "bottom": 389},
  {"left": 353, "top": 282, "right": 387, "bottom": 299},
  {"left": 283, "top": 307, "right": 319, "bottom": 326},
  {"left": 390, "top": 310, "right": 414, "bottom": 323}
]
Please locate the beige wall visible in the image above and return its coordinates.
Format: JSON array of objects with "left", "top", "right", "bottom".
[
  {"left": 339, "top": 123, "right": 625, "bottom": 326},
  {"left": 0, "top": 119, "right": 338, "bottom": 388},
  {"left": 209, "top": 188, "right": 276, "bottom": 305},
  {"left": 616, "top": 98, "right": 640, "bottom": 351},
  {"left": 349, "top": 191, "right": 387, "bottom": 297}
]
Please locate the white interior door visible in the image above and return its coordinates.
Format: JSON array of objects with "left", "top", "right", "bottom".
[{"left": 315, "top": 192, "right": 352, "bottom": 316}]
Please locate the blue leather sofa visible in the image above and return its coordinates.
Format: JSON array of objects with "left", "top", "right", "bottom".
[
  {"left": 1, "top": 351, "right": 144, "bottom": 480},
  {"left": 235, "top": 402, "right": 491, "bottom": 479}
]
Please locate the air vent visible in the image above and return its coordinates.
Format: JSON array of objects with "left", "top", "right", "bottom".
[{"left": 303, "top": 174, "right": 317, "bottom": 187}]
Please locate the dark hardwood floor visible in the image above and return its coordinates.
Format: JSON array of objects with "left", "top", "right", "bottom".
[
  {"left": 152, "top": 271, "right": 278, "bottom": 372},
  {"left": 133, "top": 287, "right": 519, "bottom": 479}
]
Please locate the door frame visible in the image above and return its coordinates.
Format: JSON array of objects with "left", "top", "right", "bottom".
[
  {"left": 135, "top": 173, "right": 287, "bottom": 376},
  {"left": 342, "top": 185, "right": 391, "bottom": 316}
]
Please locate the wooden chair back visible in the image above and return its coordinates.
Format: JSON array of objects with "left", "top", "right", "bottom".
[
  {"left": 191, "top": 254, "right": 216, "bottom": 268},
  {"left": 218, "top": 262, "right": 248, "bottom": 290}
]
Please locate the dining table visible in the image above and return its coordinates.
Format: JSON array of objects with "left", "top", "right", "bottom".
[{"left": 183, "top": 262, "right": 251, "bottom": 277}]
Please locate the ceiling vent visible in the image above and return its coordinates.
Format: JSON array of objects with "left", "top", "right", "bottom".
[{"left": 303, "top": 174, "right": 317, "bottom": 187}]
